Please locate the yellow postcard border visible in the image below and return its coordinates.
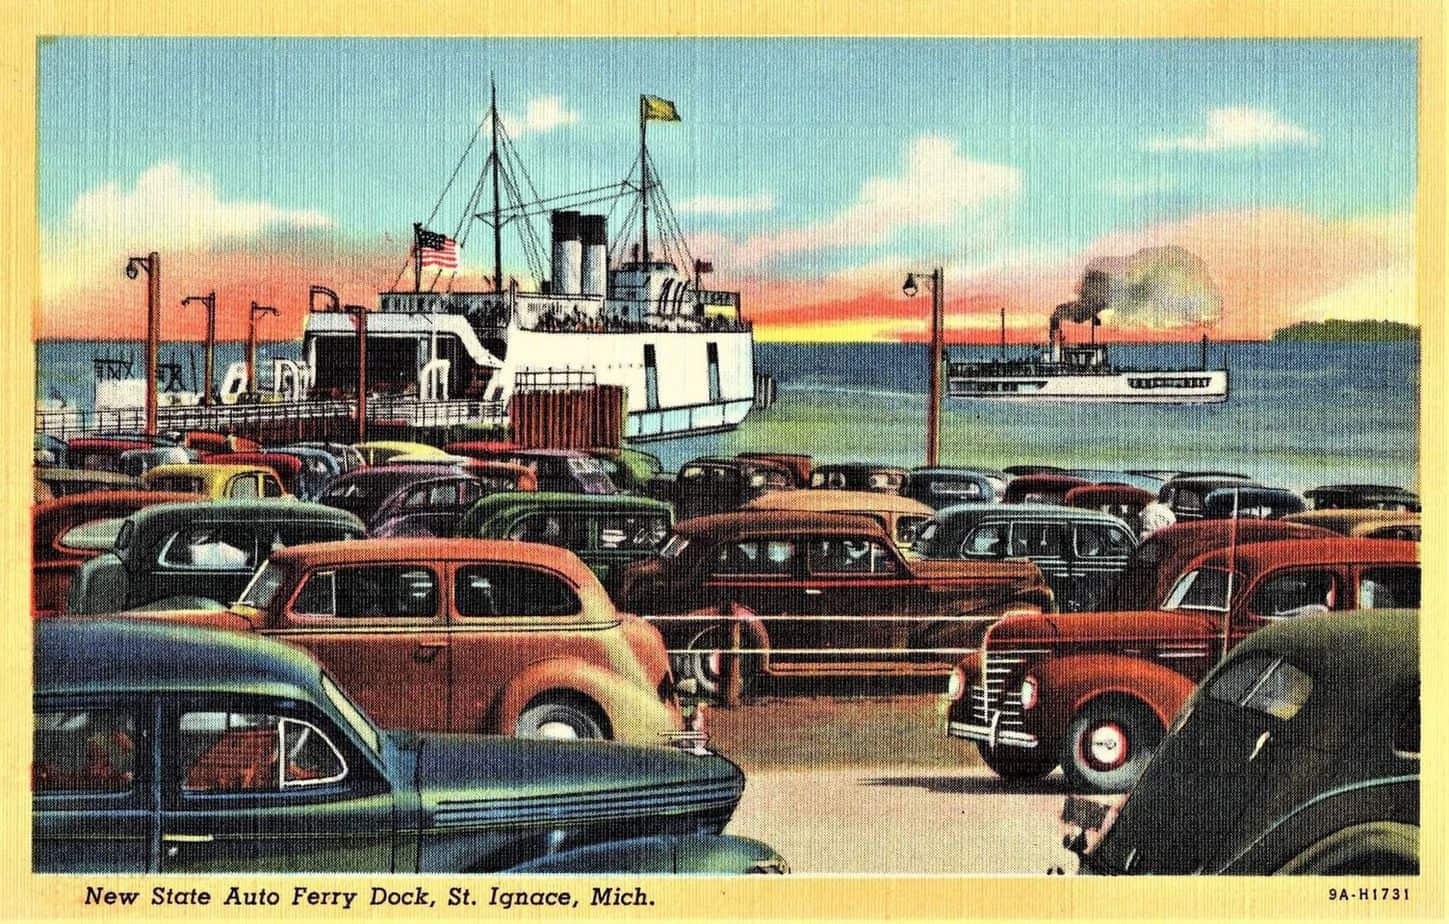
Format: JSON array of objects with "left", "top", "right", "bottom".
[{"left": 1, "top": 2, "right": 1443, "bottom": 921}]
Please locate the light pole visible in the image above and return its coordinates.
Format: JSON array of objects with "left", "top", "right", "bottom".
[
  {"left": 124, "top": 253, "right": 160, "bottom": 435},
  {"left": 247, "top": 302, "right": 278, "bottom": 396},
  {"left": 180, "top": 292, "right": 217, "bottom": 405},
  {"left": 903, "top": 268, "right": 945, "bottom": 467}
]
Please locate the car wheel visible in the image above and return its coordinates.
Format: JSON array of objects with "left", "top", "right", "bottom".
[
  {"left": 975, "top": 741, "right": 1057, "bottom": 780},
  {"left": 515, "top": 698, "right": 606, "bottom": 741},
  {"left": 676, "top": 625, "right": 755, "bottom": 697},
  {"left": 1061, "top": 699, "right": 1163, "bottom": 793}
]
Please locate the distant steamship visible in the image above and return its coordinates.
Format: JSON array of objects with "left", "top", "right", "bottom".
[{"left": 947, "top": 315, "right": 1230, "bottom": 404}]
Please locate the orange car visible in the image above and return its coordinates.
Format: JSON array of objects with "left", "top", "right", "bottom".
[{"left": 147, "top": 538, "right": 687, "bottom": 746}]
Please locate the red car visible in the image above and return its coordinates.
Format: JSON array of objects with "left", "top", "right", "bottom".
[
  {"left": 31, "top": 490, "right": 200, "bottom": 617},
  {"left": 134, "top": 538, "right": 688, "bottom": 746},
  {"left": 944, "top": 537, "right": 1419, "bottom": 792}
]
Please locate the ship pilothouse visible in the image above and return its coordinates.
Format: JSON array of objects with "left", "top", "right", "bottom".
[{"left": 301, "top": 88, "right": 758, "bottom": 440}]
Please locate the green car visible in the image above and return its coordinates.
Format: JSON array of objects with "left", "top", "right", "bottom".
[
  {"left": 456, "top": 492, "right": 674, "bottom": 590},
  {"left": 33, "top": 619, "right": 786, "bottom": 874}
]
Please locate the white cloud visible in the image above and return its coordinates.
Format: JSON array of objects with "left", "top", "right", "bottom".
[
  {"left": 43, "top": 162, "right": 331, "bottom": 297},
  {"left": 1147, "top": 106, "right": 1317, "bottom": 153},
  {"left": 739, "top": 135, "right": 1021, "bottom": 263},
  {"left": 499, "top": 95, "right": 579, "bottom": 138},
  {"left": 676, "top": 192, "right": 776, "bottom": 215},
  {"left": 1099, "top": 175, "right": 1177, "bottom": 197}
]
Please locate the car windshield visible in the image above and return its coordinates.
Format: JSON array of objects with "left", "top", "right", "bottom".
[
  {"left": 320, "top": 673, "right": 381, "bottom": 756},
  {"left": 1162, "top": 567, "right": 1236, "bottom": 612},
  {"left": 57, "top": 517, "right": 127, "bottom": 551},
  {"left": 321, "top": 479, "right": 393, "bottom": 518},
  {"left": 237, "top": 562, "right": 288, "bottom": 609}
]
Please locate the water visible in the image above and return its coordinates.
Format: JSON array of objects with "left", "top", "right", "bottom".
[{"left": 36, "top": 339, "right": 1419, "bottom": 492}]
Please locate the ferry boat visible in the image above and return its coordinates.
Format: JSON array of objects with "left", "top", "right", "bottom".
[
  {"left": 301, "top": 89, "right": 759, "bottom": 441},
  {"left": 947, "top": 317, "right": 1229, "bottom": 404}
]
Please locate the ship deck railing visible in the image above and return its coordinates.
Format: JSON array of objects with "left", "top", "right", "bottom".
[
  {"left": 34, "top": 396, "right": 506, "bottom": 440},
  {"left": 948, "top": 361, "right": 1216, "bottom": 377}
]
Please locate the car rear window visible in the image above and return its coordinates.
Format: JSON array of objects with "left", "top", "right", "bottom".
[
  {"left": 159, "top": 525, "right": 258, "bottom": 570},
  {"left": 453, "top": 564, "right": 581, "bottom": 617},
  {"left": 598, "top": 514, "right": 671, "bottom": 551},
  {"left": 1207, "top": 656, "right": 1313, "bottom": 720},
  {"left": 57, "top": 517, "right": 127, "bottom": 551}
]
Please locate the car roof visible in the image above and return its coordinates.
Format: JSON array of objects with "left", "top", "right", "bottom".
[
  {"left": 1005, "top": 473, "right": 1092, "bottom": 489},
  {"left": 1191, "top": 537, "right": 1418, "bottom": 572},
  {"left": 1285, "top": 509, "right": 1422, "bottom": 530},
  {"left": 354, "top": 440, "right": 447, "bottom": 453},
  {"left": 268, "top": 536, "right": 598, "bottom": 578},
  {"left": 142, "top": 463, "right": 272, "bottom": 483},
  {"left": 1306, "top": 483, "right": 1414, "bottom": 494},
  {"left": 33, "top": 491, "right": 202, "bottom": 535},
  {"left": 675, "top": 509, "right": 892, "bottom": 540},
  {"left": 933, "top": 501, "right": 1128, "bottom": 524},
  {"left": 744, "top": 489, "right": 932, "bottom": 515},
  {"left": 1227, "top": 608, "right": 1416, "bottom": 694},
  {"left": 330, "top": 463, "right": 473, "bottom": 483},
  {"left": 814, "top": 462, "right": 908, "bottom": 472},
  {"left": 464, "top": 490, "right": 671, "bottom": 515},
  {"left": 35, "top": 619, "right": 321, "bottom": 698},
  {"left": 911, "top": 467, "right": 1001, "bottom": 479},
  {"left": 35, "top": 467, "right": 142, "bottom": 485},
  {"left": 124, "top": 500, "right": 363, "bottom": 537}
]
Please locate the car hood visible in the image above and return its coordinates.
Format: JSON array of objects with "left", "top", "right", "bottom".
[
  {"left": 412, "top": 733, "right": 744, "bottom": 831},
  {"left": 987, "top": 609, "right": 1217, "bottom": 646}
]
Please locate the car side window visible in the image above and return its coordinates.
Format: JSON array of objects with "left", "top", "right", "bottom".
[
  {"left": 228, "top": 475, "right": 259, "bottom": 499},
  {"left": 261, "top": 474, "right": 284, "bottom": 497},
  {"left": 1249, "top": 569, "right": 1339, "bottom": 619},
  {"left": 896, "top": 515, "right": 929, "bottom": 546},
  {"left": 292, "top": 566, "right": 438, "bottom": 618},
  {"left": 33, "top": 708, "right": 138, "bottom": 794},
  {"left": 151, "top": 476, "right": 203, "bottom": 493},
  {"left": 1358, "top": 567, "right": 1420, "bottom": 609},
  {"left": 715, "top": 540, "right": 796, "bottom": 576},
  {"left": 1075, "top": 524, "right": 1133, "bottom": 558},
  {"left": 178, "top": 711, "right": 345, "bottom": 793},
  {"left": 598, "top": 514, "right": 671, "bottom": 551},
  {"left": 456, "top": 479, "right": 482, "bottom": 507},
  {"left": 1393, "top": 679, "right": 1419, "bottom": 758},
  {"left": 454, "top": 564, "right": 581, "bottom": 617},
  {"left": 1009, "top": 523, "right": 1067, "bottom": 558},
  {"left": 507, "top": 513, "right": 586, "bottom": 548},
  {"left": 159, "top": 525, "right": 257, "bottom": 570},
  {"left": 961, "top": 524, "right": 1007, "bottom": 558},
  {"left": 808, "top": 538, "right": 898, "bottom": 575},
  {"left": 1206, "top": 656, "right": 1313, "bottom": 720}
]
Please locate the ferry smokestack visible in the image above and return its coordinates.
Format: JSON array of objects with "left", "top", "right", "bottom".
[
  {"left": 551, "top": 210, "right": 583, "bottom": 295},
  {"left": 580, "top": 214, "right": 608, "bottom": 297},
  {"left": 1050, "top": 315, "right": 1063, "bottom": 363}
]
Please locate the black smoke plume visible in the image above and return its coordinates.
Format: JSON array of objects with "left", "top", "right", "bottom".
[{"left": 1053, "top": 245, "right": 1222, "bottom": 329}]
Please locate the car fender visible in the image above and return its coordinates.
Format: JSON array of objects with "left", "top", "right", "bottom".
[
  {"left": 491, "top": 656, "right": 681, "bottom": 743},
  {"left": 503, "top": 834, "right": 787, "bottom": 874},
  {"left": 648, "top": 603, "right": 772, "bottom": 669},
  {"left": 64, "top": 553, "right": 129, "bottom": 615},
  {"left": 1027, "top": 654, "right": 1197, "bottom": 745}
]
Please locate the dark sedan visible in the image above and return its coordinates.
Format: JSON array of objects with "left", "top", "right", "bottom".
[
  {"left": 33, "top": 619, "right": 786, "bottom": 873},
  {"left": 319, "top": 464, "right": 487, "bottom": 537}
]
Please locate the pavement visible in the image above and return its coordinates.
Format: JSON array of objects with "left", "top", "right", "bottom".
[{"left": 727, "top": 766, "right": 1082, "bottom": 875}]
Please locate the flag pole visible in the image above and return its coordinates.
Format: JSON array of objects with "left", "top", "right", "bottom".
[
  {"left": 491, "top": 77, "right": 504, "bottom": 293},
  {"left": 639, "top": 95, "right": 649, "bottom": 265},
  {"left": 412, "top": 222, "right": 423, "bottom": 292}
]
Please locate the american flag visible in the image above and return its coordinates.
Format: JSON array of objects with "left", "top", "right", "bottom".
[{"left": 414, "top": 228, "right": 458, "bottom": 268}]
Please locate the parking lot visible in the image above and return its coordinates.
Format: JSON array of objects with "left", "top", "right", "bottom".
[{"left": 703, "top": 691, "right": 1082, "bottom": 874}]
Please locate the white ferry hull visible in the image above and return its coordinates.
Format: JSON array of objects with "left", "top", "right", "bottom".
[{"left": 948, "top": 369, "right": 1228, "bottom": 404}]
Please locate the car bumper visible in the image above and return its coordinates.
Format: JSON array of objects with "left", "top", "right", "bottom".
[{"left": 946, "top": 714, "right": 1040, "bottom": 749}]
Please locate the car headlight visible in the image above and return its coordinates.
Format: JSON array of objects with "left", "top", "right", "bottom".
[
  {"left": 749, "top": 856, "right": 791, "bottom": 875},
  {"left": 946, "top": 666, "right": 966, "bottom": 700},
  {"left": 1020, "top": 675, "right": 1038, "bottom": 711}
]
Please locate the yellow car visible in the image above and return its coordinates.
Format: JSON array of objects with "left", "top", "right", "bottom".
[
  {"left": 352, "top": 440, "right": 453, "bottom": 465},
  {"left": 141, "top": 463, "right": 288, "bottom": 499}
]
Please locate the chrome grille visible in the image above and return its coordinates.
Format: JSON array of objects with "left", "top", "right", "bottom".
[{"left": 970, "top": 650, "right": 1029, "bottom": 730}]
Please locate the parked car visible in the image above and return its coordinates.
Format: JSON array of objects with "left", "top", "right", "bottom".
[
  {"left": 1304, "top": 483, "right": 1420, "bottom": 512},
  {"left": 390, "top": 454, "right": 538, "bottom": 491},
  {"left": 1110, "top": 519, "right": 1338, "bottom": 611},
  {"left": 201, "top": 452, "right": 306, "bottom": 497},
  {"left": 33, "top": 619, "right": 786, "bottom": 873},
  {"left": 34, "top": 467, "right": 142, "bottom": 497},
  {"left": 319, "top": 464, "right": 487, "bottom": 537},
  {"left": 159, "top": 538, "right": 688, "bottom": 745},
  {"left": 744, "top": 489, "right": 935, "bottom": 550},
  {"left": 943, "top": 537, "right": 1419, "bottom": 792},
  {"left": 34, "top": 433, "right": 67, "bottom": 467},
  {"left": 64, "top": 438, "right": 154, "bottom": 473},
  {"left": 1066, "top": 469, "right": 1167, "bottom": 494},
  {"left": 617, "top": 510, "right": 1052, "bottom": 695},
  {"left": 446, "top": 443, "right": 618, "bottom": 495},
  {"left": 589, "top": 447, "right": 667, "bottom": 493},
  {"left": 1285, "top": 508, "right": 1421, "bottom": 541},
  {"left": 736, "top": 452, "right": 812, "bottom": 487},
  {"left": 671, "top": 456, "right": 796, "bottom": 520},
  {"left": 1064, "top": 484, "right": 1155, "bottom": 537},
  {"left": 32, "top": 491, "right": 201, "bottom": 618},
  {"left": 1003, "top": 464, "right": 1065, "bottom": 477},
  {"left": 174, "top": 429, "right": 261, "bottom": 454},
  {"left": 1202, "top": 485, "right": 1307, "bottom": 520},
  {"left": 808, "top": 463, "right": 909, "bottom": 495},
  {"left": 64, "top": 500, "right": 365, "bottom": 614},
  {"left": 457, "top": 492, "right": 674, "bottom": 589},
  {"left": 1158, "top": 473, "right": 1258, "bottom": 521},
  {"left": 116, "top": 446, "right": 196, "bottom": 477},
  {"left": 257, "top": 445, "right": 345, "bottom": 500},
  {"left": 285, "top": 440, "right": 367, "bottom": 473},
  {"left": 1068, "top": 608, "right": 1417, "bottom": 875},
  {"left": 1003, "top": 474, "right": 1092, "bottom": 505},
  {"left": 33, "top": 478, "right": 53, "bottom": 503},
  {"left": 905, "top": 467, "right": 1004, "bottom": 509},
  {"left": 352, "top": 440, "right": 453, "bottom": 465},
  {"left": 913, "top": 503, "right": 1137, "bottom": 612},
  {"left": 141, "top": 463, "right": 288, "bottom": 499}
]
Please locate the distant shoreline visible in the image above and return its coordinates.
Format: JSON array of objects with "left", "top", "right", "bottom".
[{"left": 1271, "top": 319, "right": 1419, "bottom": 343}]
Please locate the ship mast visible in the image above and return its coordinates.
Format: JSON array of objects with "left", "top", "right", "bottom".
[
  {"left": 639, "top": 95, "right": 650, "bottom": 264},
  {"left": 490, "top": 78, "right": 504, "bottom": 292}
]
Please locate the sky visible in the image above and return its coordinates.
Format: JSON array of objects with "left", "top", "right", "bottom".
[{"left": 38, "top": 37, "right": 1417, "bottom": 342}]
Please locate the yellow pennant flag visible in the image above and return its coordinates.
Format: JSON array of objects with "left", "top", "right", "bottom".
[{"left": 641, "top": 95, "right": 681, "bottom": 123}]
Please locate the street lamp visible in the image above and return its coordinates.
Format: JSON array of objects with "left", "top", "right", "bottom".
[
  {"left": 180, "top": 292, "right": 217, "bottom": 406},
  {"left": 247, "top": 302, "right": 278, "bottom": 396},
  {"left": 902, "top": 268, "right": 945, "bottom": 467},
  {"left": 125, "top": 253, "right": 160, "bottom": 435}
]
